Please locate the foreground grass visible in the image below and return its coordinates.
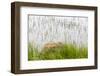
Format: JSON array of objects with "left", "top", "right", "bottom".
[{"left": 28, "top": 43, "right": 88, "bottom": 61}]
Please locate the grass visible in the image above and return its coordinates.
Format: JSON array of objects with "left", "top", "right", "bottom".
[{"left": 28, "top": 43, "right": 88, "bottom": 61}]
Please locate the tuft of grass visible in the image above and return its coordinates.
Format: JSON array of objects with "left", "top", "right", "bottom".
[
  {"left": 28, "top": 43, "right": 39, "bottom": 60},
  {"left": 28, "top": 43, "right": 88, "bottom": 61}
]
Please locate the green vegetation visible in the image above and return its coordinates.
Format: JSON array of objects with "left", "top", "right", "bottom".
[{"left": 28, "top": 43, "right": 88, "bottom": 61}]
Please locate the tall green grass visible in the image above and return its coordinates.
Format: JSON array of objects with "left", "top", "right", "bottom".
[
  {"left": 28, "top": 43, "right": 39, "bottom": 60},
  {"left": 28, "top": 43, "right": 88, "bottom": 61}
]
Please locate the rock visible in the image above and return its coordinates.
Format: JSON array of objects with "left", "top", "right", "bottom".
[{"left": 43, "top": 42, "right": 63, "bottom": 49}]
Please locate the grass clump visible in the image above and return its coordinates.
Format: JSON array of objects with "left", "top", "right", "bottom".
[
  {"left": 28, "top": 43, "right": 88, "bottom": 61},
  {"left": 28, "top": 43, "right": 39, "bottom": 60}
]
